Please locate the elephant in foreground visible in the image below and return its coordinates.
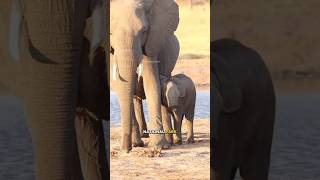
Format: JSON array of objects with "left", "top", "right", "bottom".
[
  {"left": 211, "top": 39, "right": 276, "bottom": 180},
  {"left": 1, "top": 0, "right": 108, "bottom": 179},
  {"left": 110, "top": 0, "right": 180, "bottom": 152},
  {"left": 134, "top": 74, "right": 197, "bottom": 145}
]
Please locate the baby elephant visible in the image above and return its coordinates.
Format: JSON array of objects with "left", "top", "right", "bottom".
[{"left": 160, "top": 74, "right": 196, "bottom": 144}]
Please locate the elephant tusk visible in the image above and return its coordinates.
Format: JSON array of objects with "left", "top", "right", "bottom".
[
  {"left": 137, "top": 62, "right": 143, "bottom": 79},
  {"left": 9, "top": 0, "right": 23, "bottom": 62},
  {"left": 90, "top": 0, "right": 107, "bottom": 51},
  {"left": 112, "top": 62, "right": 119, "bottom": 81}
]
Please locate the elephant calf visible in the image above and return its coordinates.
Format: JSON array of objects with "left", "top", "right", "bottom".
[
  {"left": 134, "top": 73, "right": 197, "bottom": 145},
  {"left": 161, "top": 74, "right": 197, "bottom": 144}
]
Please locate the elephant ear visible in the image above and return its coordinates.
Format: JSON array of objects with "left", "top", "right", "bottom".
[
  {"left": 212, "top": 52, "right": 242, "bottom": 113},
  {"left": 176, "top": 81, "right": 186, "bottom": 98},
  {"left": 144, "top": 0, "right": 179, "bottom": 56},
  {"left": 165, "top": 81, "right": 180, "bottom": 108}
]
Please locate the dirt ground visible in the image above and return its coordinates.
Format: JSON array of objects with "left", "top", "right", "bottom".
[{"left": 110, "top": 119, "right": 210, "bottom": 180}]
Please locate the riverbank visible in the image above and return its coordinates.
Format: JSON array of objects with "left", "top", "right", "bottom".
[{"left": 110, "top": 119, "right": 210, "bottom": 179}]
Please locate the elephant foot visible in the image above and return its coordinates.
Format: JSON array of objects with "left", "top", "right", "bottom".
[
  {"left": 148, "top": 137, "right": 171, "bottom": 150},
  {"left": 120, "top": 149, "right": 131, "bottom": 153},
  {"left": 173, "top": 138, "right": 182, "bottom": 145},
  {"left": 133, "top": 139, "right": 144, "bottom": 147},
  {"left": 121, "top": 135, "right": 132, "bottom": 153},
  {"left": 165, "top": 134, "right": 173, "bottom": 145},
  {"left": 132, "top": 131, "right": 144, "bottom": 147},
  {"left": 173, "top": 134, "right": 182, "bottom": 145},
  {"left": 185, "top": 136, "right": 195, "bottom": 144}
]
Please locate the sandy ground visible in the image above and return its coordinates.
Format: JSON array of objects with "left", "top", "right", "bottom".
[{"left": 110, "top": 119, "right": 210, "bottom": 180}]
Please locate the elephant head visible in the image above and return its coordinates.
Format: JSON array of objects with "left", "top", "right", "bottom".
[
  {"left": 160, "top": 75, "right": 185, "bottom": 109},
  {"left": 110, "top": 0, "right": 179, "bottom": 151}
]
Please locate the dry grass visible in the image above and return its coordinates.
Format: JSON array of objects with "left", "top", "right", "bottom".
[{"left": 175, "top": 2, "right": 210, "bottom": 58}]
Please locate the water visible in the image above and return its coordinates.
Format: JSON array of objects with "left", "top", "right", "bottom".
[
  {"left": 269, "top": 93, "right": 320, "bottom": 179},
  {"left": 110, "top": 91, "right": 210, "bottom": 125}
]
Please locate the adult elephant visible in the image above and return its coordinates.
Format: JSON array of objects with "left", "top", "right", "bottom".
[
  {"left": 211, "top": 39, "right": 276, "bottom": 180},
  {"left": 1, "top": 0, "right": 108, "bottom": 179},
  {"left": 110, "top": 0, "right": 180, "bottom": 152}
]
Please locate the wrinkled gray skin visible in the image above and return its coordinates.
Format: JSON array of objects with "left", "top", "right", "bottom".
[
  {"left": 0, "top": 0, "right": 108, "bottom": 179},
  {"left": 110, "top": 0, "right": 180, "bottom": 152},
  {"left": 212, "top": 39, "right": 276, "bottom": 180},
  {"left": 134, "top": 74, "right": 196, "bottom": 145}
]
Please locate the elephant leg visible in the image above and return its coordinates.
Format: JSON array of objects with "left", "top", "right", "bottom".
[
  {"left": 133, "top": 97, "right": 149, "bottom": 138},
  {"left": 131, "top": 105, "right": 144, "bottom": 147},
  {"left": 75, "top": 38, "right": 108, "bottom": 179},
  {"left": 239, "top": 132, "right": 272, "bottom": 180},
  {"left": 239, "top": 117, "right": 274, "bottom": 180},
  {"left": 214, "top": 112, "right": 241, "bottom": 180},
  {"left": 161, "top": 105, "right": 173, "bottom": 145},
  {"left": 172, "top": 110, "right": 183, "bottom": 145},
  {"left": 142, "top": 56, "right": 170, "bottom": 149},
  {"left": 185, "top": 111, "right": 195, "bottom": 144}
]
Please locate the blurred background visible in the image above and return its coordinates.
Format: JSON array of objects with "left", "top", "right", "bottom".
[
  {"left": 212, "top": 0, "right": 320, "bottom": 179},
  {"left": 212, "top": 0, "right": 320, "bottom": 90}
]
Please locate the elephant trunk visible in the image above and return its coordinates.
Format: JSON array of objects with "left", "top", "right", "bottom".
[
  {"left": 114, "top": 50, "right": 138, "bottom": 152},
  {"left": 22, "top": 1, "right": 89, "bottom": 179}
]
